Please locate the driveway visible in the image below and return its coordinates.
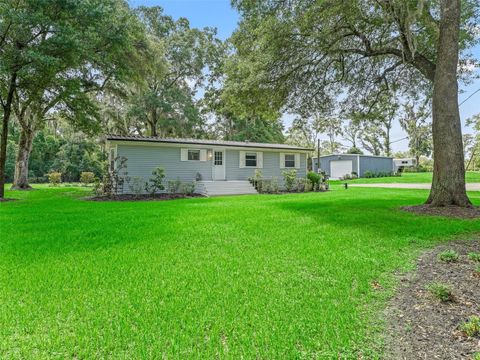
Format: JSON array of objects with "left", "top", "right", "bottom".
[{"left": 349, "top": 183, "right": 480, "bottom": 191}]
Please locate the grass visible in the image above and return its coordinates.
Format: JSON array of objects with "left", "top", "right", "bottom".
[
  {"left": 331, "top": 171, "right": 480, "bottom": 184},
  {"left": 1, "top": 185, "right": 479, "bottom": 358}
]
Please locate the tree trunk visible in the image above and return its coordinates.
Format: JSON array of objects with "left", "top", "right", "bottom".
[
  {"left": 0, "top": 72, "right": 17, "bottom": 199},
  {"left": 426, "top": 0, "right": 471, "bottom": 207},
  {"left": 11, "top": 127, "right": 35, "bottom": 190}
]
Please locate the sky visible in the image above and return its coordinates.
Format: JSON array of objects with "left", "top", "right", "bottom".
[{"left": 129, "top": 0, "right": 480, "bottom": 153}]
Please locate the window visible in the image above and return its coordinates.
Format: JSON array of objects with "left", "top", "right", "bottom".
[
  {"left": 214, "top": 151, "right": 223, "bottom": 165},
  {"left": 245, "top": 152, "right": 257, "bottom": 167},
  {"left": 188, "top": 149, "right": 200, "bottom": 161},
  {"left": 284, "top": 154, "right": 295, "bottom": 168}
]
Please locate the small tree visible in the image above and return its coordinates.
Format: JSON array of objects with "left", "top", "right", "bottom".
[{"left": 145, "top": 167, "right": 166, "bottom": 195}]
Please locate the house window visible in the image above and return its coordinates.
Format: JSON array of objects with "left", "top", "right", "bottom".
[
  {"left": 188, "top": 149, "right": 200, "bottom": 161},
  {"left": 245, "top": 152, "right": 257, "bottom": 167},
  {"left": 214, "top": 151, "right": 223, "bottom": 165},
  {"left": 284, "top": 154, "right": 295, "bottom": 168}
]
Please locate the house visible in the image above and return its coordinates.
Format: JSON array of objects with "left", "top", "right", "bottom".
[
  {"left": 394, "top": 158, "right": 417, "bottom": 172},
  {"left": 312, "top": 154, "right": 394, "bottom": 179},
  {"left": 106, "top": 135, "right": 311, "bottom": 196}
]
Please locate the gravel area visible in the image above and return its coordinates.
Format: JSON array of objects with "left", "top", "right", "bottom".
[{"left": 385, "top": 240, "right": 480, "bottom": 359}]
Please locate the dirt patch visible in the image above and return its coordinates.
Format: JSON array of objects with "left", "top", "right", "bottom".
[
  {"left": 85, "top": 193, "right": 204, "bottom": 202},
  {"left": 385, "top": 240, "right": 480, "bottom": 359},
  {"left": 402, "top": 205, "right": 480, "bottom": 219},
  {"left": 0, "top": 198, "right": 18, "bottom": 202}
]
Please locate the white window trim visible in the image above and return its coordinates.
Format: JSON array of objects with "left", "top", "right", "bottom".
[
  {"left": 181, "top": 148, "right": 207, "bottom": 162},
  {"left": 280, "top": 153, "right": 300, "bottom": 169}
]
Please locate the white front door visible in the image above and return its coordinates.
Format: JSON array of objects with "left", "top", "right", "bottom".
[
  {"left": 213, "top": 150, "right": 226, "bottom": 180},
  {"left": 330, "top": 160, "right": 353, "bottom": 179}
]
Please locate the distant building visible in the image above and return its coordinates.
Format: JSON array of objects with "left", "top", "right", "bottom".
[
  {"left": 313, "top": 154, "right": 394, "bottom": 179},
  {"left": 394, "top": 158, "right": 417, "bottom": 172}
]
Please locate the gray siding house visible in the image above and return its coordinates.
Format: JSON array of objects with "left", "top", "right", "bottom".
[
  {"left": 313, "top": 154, "right": 394, "bottom": 179},
  {"left": 106, "top": 135, "right": 311, "bottom": 195}
]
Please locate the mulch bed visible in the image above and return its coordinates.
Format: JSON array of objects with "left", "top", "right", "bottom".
[
  {"left": 385, "top": 240, "right": 480, "bottom": 360},
  {"left": 86, "top": 193, "right": 205, "bottom": 202},
  {"left": 402, "top": 205, "right": 480, "bottom": 219}
]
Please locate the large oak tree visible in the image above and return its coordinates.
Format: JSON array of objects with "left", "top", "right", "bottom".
[
  {"left": 232, "top": 0, "right": 479, "bottom": 206},
  {"left": 0, "top": 0, "right": 142, "bottom": 196}
]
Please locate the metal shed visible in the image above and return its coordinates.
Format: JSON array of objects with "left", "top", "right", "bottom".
[{"left": 312, "top": 154, "right": 394, "bottom": 179}]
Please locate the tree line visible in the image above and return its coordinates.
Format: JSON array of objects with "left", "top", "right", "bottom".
[{"left": 1, "top": 0, "right": 479, "bottom": 207}]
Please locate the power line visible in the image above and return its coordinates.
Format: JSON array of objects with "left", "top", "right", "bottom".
[
  {"left": 459, "top": 87, "right": 480, "bottom": 107},
  {"left": 389, "top": 87, "right": 480, "bottom": 144}
]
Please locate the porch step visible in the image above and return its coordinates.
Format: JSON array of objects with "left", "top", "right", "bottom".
[{"left": 196, "top": 181, "right": 258, "bottom": 196}]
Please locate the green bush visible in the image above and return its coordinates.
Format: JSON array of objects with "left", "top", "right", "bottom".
[
  {"left": 438, "top": 250, "right": 459, "bottom": 263},
  {"left": 48, "top": 172, "right": 62, "bottom": 186},
  {"left": 282, "top": 169, "right": 297, "bottom": 192},
  {"left": 426, "top": 282, "right": 453, "bottom": 302},
  {"left": 80, "top": 172, "right": 96, "bottom": 186},
  {"left": 459, "top": 316, "right": 480, "bottom": 337},
  {"left": 307, "top": 171, "right": 321, "bottom": 186},
  {"left": 181, "top": 182, "right": 196, "bottom": 195},
  {"left": 145, "top": 167, "right": 165, "bottom": 195},
  {"left": 167, "top": 178, "right": 182, "bottom": 194}
]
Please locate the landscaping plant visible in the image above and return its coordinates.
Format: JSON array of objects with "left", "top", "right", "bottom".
[
  {"left": 426, "top": 282, "right": 453, "bottom": 302},
  {"left": 167, "top": 179, "right": 182, "bottom": 194},
  {"left": 459, "top": 316, "right": 480, "bottom": 337},
  {"left": 80, "top": 172, "right": 96, "bottom": 187},
  {"left": 48, "top": 172, "right": 62, "bottom": 186},
  {"left": 282, "top": 169, "right": 297, "bottom": 192},
  {"left": 467, "top": 252, "right": 480, "bottom": 262},
  {"left": 145, "top": 167, "right": 166, "bottom": 195},
  {"left": 438, "top": 250, "right": 459, "bottom": 263}
]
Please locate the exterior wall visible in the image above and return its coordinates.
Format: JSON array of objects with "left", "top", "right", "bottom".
[
  {"left": 225, "top": 150, "right": 307, "bottom": 182},
  {"left": 313, "top": 155, "right": 393, "bottom": 177},
  {"left": 359, "top": 156, "right": 394, "bottom": 176},
  {"left": 116, "top": 144, "right": 213, "bottom": 185},
  {"left": 114, "top": 143, "right": 308, "bottom": 192}
]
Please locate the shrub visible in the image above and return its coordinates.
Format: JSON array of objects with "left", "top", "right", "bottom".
[
  {"left": 48, "top": 172, "right": 62, "bottom": 186},
  {"left": 307, "top": 171, "right": 321, "bottom": 186},
  {"left": 129, "top": 176, "right": 144, "bottom": 197},
  {"left": 94, "top": 156, "right": 129, "bottom": 197},
  {"left": 167, "top": 178, "right": 182, "bottom": 194},
  {"left": 295, "top": 178, "right": 308, "bottom": 192},
  {"left": 467, "top": 252, "right": 480, "bottom": 262},
  {"left": 145, "top": 167, "right": 165, "bottom": 195},
  {"left": 282, "top": 169, "right": 297, "bottom": 192},
  {"left": 80, "top": 172, "right": 96, "bottom": 186},
  {"left": 270, "top": 177, "right": 279, "bottom": 194},
  {"left": 28, "top": 176, "right": 48, "bottom": 184},
  {"left": 181, "top": 181, "right": 196, "bottom": 195},
  {"left": 364, "top": 170, "right": 374, "bottom": 178},
  {"left": 459, "top": 316, "right": 480, "bottom": 337},
  {"left": 473, "top": 352, "right": 480, "bottom": 360},
  {"left": 438, "top": 250, "right": 459, "bottom": 263},
  {"left": 426, "top": 282, "right": 453, "bottom": 302}
]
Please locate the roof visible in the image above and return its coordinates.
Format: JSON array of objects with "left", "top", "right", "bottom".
[
  {"left": 314, "top": 153, "right": 393, "bottom": 159},
  {"left": 106, "top": 134, "right": 313, "bottom": 151}
]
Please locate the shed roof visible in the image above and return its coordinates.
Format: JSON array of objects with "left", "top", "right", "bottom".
[
  {"left": 106, "top": 134, "right": 313, "bottom": 151},
  {"left": 314, "top": 153, "right": 393, "bottom": 160}
]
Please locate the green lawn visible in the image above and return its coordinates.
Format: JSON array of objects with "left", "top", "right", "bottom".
[
  {"left": 331, "top": 171, "right": 480, "bottom": 184},
  {"left": 1, "top": 186, "right": 479, "bottom": 358}
]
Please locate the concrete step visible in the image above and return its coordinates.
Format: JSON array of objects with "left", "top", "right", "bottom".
[{"left": 197, "top": 181, "right": 258, "bottom": 196}]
